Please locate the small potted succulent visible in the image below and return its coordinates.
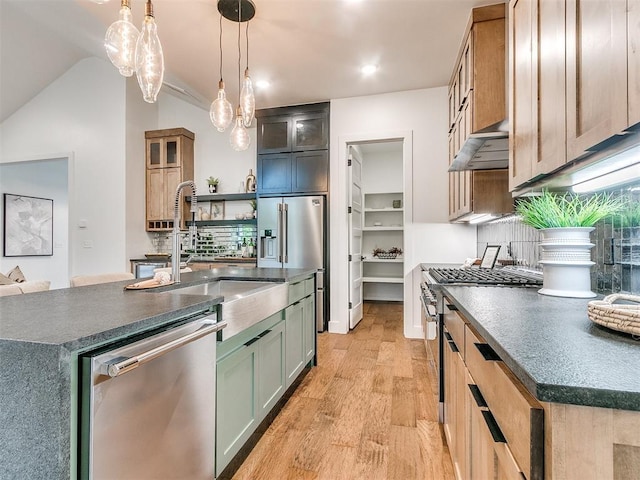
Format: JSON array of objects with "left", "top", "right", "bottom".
[
  {"left": 515, "top": 190, "right": 625, "bottom": 298},
  {"left": 206, "top": 176, "right": 219, "bottom": 193}
]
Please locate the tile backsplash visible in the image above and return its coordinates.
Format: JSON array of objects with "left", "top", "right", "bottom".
[{"left": 478, "top": 184, "right": 640, "bottom": 295}]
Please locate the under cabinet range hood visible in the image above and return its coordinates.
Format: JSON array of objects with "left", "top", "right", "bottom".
[{"left": 448, "top": 120, "right": 509, "bottom": 172}]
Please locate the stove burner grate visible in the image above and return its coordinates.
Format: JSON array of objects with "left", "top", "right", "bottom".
[{"left": 428, "top": 267, "right": 542, "bottom": 286}]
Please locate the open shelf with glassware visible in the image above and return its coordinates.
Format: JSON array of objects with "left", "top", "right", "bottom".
[
  {"left": 185, "top": 192, "right": 257, "bottom": 225},
  {"left": 362, "top": 191, "right": 404, "bottom": 301}
]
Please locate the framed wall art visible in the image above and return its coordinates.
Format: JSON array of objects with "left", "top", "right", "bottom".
[
  {"left": 3, "top": 193, "right": 53, "bottom": 257},
  {"left": 211, "top": 201, "right": 224, "bottom": 220}
]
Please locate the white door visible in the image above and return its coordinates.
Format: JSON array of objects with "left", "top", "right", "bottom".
[{"left": 348, "top": 146, "right": 364, "bottom": 328}]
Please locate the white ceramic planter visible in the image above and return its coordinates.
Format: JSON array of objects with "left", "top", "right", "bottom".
[{"left": 538, "top": 227, "right": 596, "bottom": 298}]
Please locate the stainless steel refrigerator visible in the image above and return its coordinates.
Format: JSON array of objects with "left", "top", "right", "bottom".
[{"left": 258, "top": 195, "right": 326, "bottom": 331}]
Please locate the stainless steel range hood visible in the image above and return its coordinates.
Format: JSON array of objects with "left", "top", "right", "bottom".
[{"left": 448, "top": 120, "right": 509, "bottom": 172}]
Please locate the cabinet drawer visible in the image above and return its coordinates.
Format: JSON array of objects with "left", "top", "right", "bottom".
[
  {"left": 444, "top": 304, "right": 466, "bottom": 358},
  {"left": 304, "top": 277, "right": 315, "bottom": 296},
  {"left": 289, "top": 280, "right": 306, "bottom": 304},
  {"left": 464, "top": 324, "right": 544, "bottom": 480}
]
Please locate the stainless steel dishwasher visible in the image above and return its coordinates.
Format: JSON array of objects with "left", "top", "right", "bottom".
[{"left": 78, "top": 312, "right": 226, "bottom": 480}]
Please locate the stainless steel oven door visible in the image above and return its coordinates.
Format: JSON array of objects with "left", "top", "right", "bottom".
[{"left": 420, "top": 286, "right": 439, "bottom": 381}]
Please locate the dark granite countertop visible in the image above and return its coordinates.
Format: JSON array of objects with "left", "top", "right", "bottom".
[
  {"left": 0, "top": 267, "right": 314, "bottom": 352},
  {"left": 442, "top": 285, "right": 640, "bottom": 411}
]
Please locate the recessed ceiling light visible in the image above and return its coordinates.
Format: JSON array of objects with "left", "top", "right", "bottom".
[
  {"left": 255, "top": 80, "right": 270, "bottom": 89},
  {"left": 361, "top": 64, "right": 378, "bottom": 76}
]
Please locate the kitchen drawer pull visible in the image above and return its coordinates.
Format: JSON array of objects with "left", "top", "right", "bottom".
[
  {"left": 446, "top": 303, "right": 458, "bottom": 311},
  {"left": 244, "top": 336, "right": 261, "bottom": 347},
  {"left": 481, "top": 410, "right": 507, "bottom": 444},
  {"left": 444, "top": 331, "right": 453, "bottom": 342},
  {"left": 258, "top": 329, "right": 272, "bottom": 338},
  {"left": 468, "top": 384, "right": 487, "bottom": 408},
  {"left": 101, "top": 319, "right": 226, "bottom": 378},
  {"left": 474, "top": 342, "right": 501, "bottom": 361},
  {"left": 447, "top": 339, "right": 459, "bottom": 353}
]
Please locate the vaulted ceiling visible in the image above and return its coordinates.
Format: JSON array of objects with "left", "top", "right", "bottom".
[{"left": 1, "top": 0, "right": 501, "bottom": 123}]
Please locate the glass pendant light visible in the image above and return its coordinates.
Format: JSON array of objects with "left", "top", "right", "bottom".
[
  {"left": 239, "top": 22, "right": 255, "bottom": 127},
  {"left": 210, "top": 80, "right": 234, "bottom": 132},
  {"left": 240, "top": 69, "right": 255, "bottom": 126},
  {"left": 230, "top": 106, "right": 250, "bottom": 151},
  {"left": 210, "top": 15, "right": 234, "bottom": 132},
  {"left": 135, "top": 0, "right": 164, "bottom": 103},
  {"left": 104, "top": 0, "right": 140, "bottom": 77},
  {"left": 230, "top": 3, "right": 249, "bottom": 152}
]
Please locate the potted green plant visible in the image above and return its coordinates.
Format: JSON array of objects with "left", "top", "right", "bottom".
[
  {"left": 249, "top": 199, "right": 257, "bottom": 218},
  {"left": 515, "top": 190, "right": 625, "bottom": 298},
  {"left": 206, "top": 176, "right": 219, "bottom": 193}
]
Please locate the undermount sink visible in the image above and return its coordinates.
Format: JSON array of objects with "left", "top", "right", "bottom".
[{"left": 167, "top": 280, "right": 289, "bottom": 340}]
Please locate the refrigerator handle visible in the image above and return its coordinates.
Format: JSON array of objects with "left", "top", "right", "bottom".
[
  {"left": 277, "top": 203, "right": 283, "bottom": 263},
  {"left": 283, "top": 202, "right": 289, "bottom": 263}
]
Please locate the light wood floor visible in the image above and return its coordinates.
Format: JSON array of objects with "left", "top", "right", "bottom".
[{"left": 232, "top": 302, "right": 456, "bottom": 480}]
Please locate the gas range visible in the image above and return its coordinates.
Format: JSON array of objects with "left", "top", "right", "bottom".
[
  {"left": 421, "top": 265, "right": 543, "bottom": 316},
  {"left": 419, "top": 264, "right": 543, "bottom": 424},
  {"left": 427, "top": 266, "right": 543, "bottom": 286}
]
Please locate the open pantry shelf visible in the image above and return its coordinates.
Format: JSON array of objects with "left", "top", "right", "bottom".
[{"left": 362, "top": 276, "right": 404, "bottom": 284}]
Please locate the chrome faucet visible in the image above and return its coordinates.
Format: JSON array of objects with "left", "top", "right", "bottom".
[{"left": 172, "top": 181, "right": 197, "bottom": 283}]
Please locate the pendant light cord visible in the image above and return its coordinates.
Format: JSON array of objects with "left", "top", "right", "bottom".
[
  {"left": 237, "top": 0, "right": 242, "bottom": 104},
  {"left": 218, "top": 14, "right": 223, "bottom": 81},
  {"left": 245, "top": 22, "right": 249, "bottom": 70}
]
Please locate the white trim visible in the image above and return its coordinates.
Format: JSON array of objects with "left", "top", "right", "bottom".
[{"left": 330, "top": 130, "right": 415, "bottom": 336}]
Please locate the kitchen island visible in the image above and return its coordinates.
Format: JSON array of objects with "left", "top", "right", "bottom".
[
  {"left": 0, "top": 267, "right": 315, "bottom": 480},
  {"left": 441, "top": 285, "right": 640, "bottom": 479}
]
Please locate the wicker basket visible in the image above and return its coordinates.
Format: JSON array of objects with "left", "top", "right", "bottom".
[{"left": 587, "top": 294, "right": 640, "bottom": 336}]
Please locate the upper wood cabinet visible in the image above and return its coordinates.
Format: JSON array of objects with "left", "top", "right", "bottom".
[
  {"left": 257, "top": 103, "right": 329, "bottom": 195},
  {"left": 144, "top": 128, "right": 194, "bottom": 231},
  {"left": 448, "top": 3, "right": 512, "bottom": 222},
  {"left": 448, "top": 2, "right": 506, "bottom": 154},
  {"left": 509, "top": 0, "right": 567, "bottom": 191},
  {"left": 628, "top": 0, "right": 640, "bottom": 127},
  {"left": 566, "top": 0, "right": 628, "bottom": 159},
  {"left": 510, "top": 0, "right": 640, "bottom": 191}
]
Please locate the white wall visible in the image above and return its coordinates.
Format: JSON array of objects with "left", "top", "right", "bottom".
[
  {"left": 0, "top": 158, "right": 69, "bottom": 288},
  {"left": 125, "top": 76, "right": 159, "bottom": 261},
  {"left": 330, "top": 88, "right": 477, "bottom": 336},
  {"left": 0, "top": 57, "right": 258, "bottom": 283},
  {"left": 0, "top": 57, "right": 128, "bottom": 282},
  {"left": 157, "top": 93, "right": 257, "bottom": 196}
]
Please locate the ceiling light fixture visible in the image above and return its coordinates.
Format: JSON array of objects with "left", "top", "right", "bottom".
[
  {"left": 104, "top": 0, "right": 164, "bottom": 103},
  {"left": 361, "top": 64, "right": 378, "bottom": 76},
  {"left": 104, "top": 0, "right": 140, "bottom": 77},
  {"left": 217, "top": 0, "right": 255, "bottom": 151},
  {"left": 135, "top": 0, "right": 164, "bottom": 103},
  {"left": 210, "top": 15, "right": 234, "bottom": 132}
]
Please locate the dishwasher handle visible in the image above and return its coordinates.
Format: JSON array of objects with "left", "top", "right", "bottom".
[{"left": 100, "top": 318, "right": 227, "bottom": 378}]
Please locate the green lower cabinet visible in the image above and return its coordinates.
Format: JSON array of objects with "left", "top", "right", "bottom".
[
  {"left": 216, "top": 319, "right": 287, "bottom": 477},
  {"left": 216, "top": 340, "right": 259, "bottom": 477},
  {"left": 258, "top": 321, "right": 286, "bottom": 416},
  {"left": 303, "top": 294, "right": 316, "bottom": 364},
  {"left": 285, "top": 301, "right": 305, "bottom": 388},
  {"left": 216, "top": 279, "right": 317, "bottom": 475}
]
